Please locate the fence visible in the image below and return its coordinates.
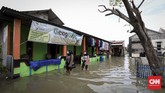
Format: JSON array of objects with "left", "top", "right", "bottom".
[
  {"left": 135, "top": 57, "right": 165, "bottom": 84},
  {"left": 135, "top": 57, "right": 165, "bottom": 79}
]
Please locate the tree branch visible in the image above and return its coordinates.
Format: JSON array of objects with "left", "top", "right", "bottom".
[
  {"left": 98, "top": 5, "right": 131, "bottom": 25},
  {"left": 98, "top": 5, "right": 112, "bottom": 13},
  {"left": 115, "top": 9, "right": 131, "bottom": 24},
  {"left": 131, "top": 0, "right": 139, "bottom": 19},
  {"left": 131, "top": 0, "right": 136, "bottom": 9},
  {"left": 122, "top": 0, "right": 136, "bottom": 23},
  {"left": 138, "top": 0, "right": 145, "bottom": 8},
  {"left": 105, "top": 13, "right": 113, "bottom": 16},
  {"left": 130, "top": 0, "right": 145, "bottom": 31},
  {"left": 130, "top": 28, "right": 136, "bottom": 33}
]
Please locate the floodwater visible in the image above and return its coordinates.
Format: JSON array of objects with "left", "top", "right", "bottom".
[{"left": 0, "top": 54, "right": 165, "bottom": 93}]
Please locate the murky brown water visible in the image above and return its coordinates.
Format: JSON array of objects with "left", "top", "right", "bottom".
[{"left": 0, "top": 54, "right": 165, "bottom": 93}]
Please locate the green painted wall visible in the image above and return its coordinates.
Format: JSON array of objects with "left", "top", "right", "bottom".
[
  {"left": 59, "top": 46, "right": 62, "bottom": 55},
  {"left": 67, "top": 45, "right": 82, "bottom": 55},
  {"left": 20, "top": 26, "right": 29, "bottom": 56},
  {"left": 87, "top": 46, "right": 92, "bottom": 55},
  {"left": 18, "top": 58, "right": 65, "bottom": 77},
  {"left": 33, "top": 42, "right": 47, "bottom": 60},
  {"left": 76, "top": 46, "right": 82, "bottom": 55},
  {"left": 67, "top": 45, "right": 73, "bottom": 52},
  {"left": 16, "top": 55, "right": 105, "bottom": 77},
  {"left": 93, "top": 47, "right": 96, "bottom": 55}
]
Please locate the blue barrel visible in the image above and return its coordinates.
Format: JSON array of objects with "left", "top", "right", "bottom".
[{"left": 100, "top": 56, "right": 104, "bottom": 62}]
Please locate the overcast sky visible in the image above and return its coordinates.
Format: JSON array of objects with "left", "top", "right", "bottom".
[{"left": 1, "top": 0, "right": 165, "bottom": 46}]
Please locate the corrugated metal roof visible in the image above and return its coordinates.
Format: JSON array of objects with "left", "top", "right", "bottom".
[{"left": 21, "top": 9, "right": 64, "bottom": 25}]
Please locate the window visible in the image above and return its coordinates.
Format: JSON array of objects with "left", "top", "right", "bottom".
[
  {"left": 26, "top": 41, "right": 33, "bottom": 60},
  {"left": 47, "top": 44, "right": 61, "bottom": 59},
  {"left": 157, "top": 42, "right": 161, "bottom": 50}
]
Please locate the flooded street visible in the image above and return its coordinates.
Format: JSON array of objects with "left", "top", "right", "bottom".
[{"left": 0, "top": 55, "right": 165, "bottom": 93}]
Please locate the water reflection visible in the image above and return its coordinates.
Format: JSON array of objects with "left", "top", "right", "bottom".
[{"left": 0, "top": 55, "right": 165, "bottom": 93}]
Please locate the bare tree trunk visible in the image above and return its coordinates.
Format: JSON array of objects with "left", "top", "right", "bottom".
[
  {"left": 135, "top": 23, "right": 162, "bottom": 76},
  {"left": 122, "top": 0, "right": 164, "bottom": 87},
  {"left": 135, "top": 23, "right": 164, "bottom": 87}
]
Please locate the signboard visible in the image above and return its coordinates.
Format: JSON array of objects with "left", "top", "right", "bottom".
[{"left": 28, "top": 21, "right": 83, "bottom": 46}]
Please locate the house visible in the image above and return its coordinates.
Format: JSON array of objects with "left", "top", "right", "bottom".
[
  {"left": 110, "top": 40, "right": 125, "bottom": 56},
  {"left": 128, "top": 28, "right": 165, "bottom": 57},
  {"left": 0, "top": 6, "right": 110, "bottom": 78}
]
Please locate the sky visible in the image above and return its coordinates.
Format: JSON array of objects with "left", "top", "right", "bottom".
[{"left": 0, "top": 0, "right": 165, "bottom": 46}]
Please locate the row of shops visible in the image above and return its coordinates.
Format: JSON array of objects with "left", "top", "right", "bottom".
[{"left": 0, "top": 6, "right": 110, "bottom": 78}]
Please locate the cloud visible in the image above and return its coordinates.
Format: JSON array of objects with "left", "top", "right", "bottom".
[{"left": 140, "top": 0, "right": 165, "bottom": 15}]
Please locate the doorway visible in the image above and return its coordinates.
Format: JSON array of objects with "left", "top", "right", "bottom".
[
  {"left": 26, "top": 41, "right": 33, "bottom": 60},
  {"left": 48, "top": 44, "right": 60, "bottom": 59}
]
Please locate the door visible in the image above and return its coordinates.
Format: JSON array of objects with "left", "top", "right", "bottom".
[{"left": 48, "top": 44, "right": 60, "bottom": 59}]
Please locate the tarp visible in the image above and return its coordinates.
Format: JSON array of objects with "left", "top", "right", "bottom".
[
  {"left": 30, "top": 59, "right": 61, "bottom": 71},
  {"left": 28, "top": 21, "right": 83, "bottom": 46}
]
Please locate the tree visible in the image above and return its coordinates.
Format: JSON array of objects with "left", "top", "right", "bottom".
[{"left": 99, "top": 0, "right": 164, "bottom": 87}]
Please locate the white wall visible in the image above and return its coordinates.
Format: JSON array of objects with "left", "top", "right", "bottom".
[
  {"left": 0, "top": 25, "right": 3, "bottom": 60},
  {"left": 2, "top": 25, "right": 8, "bottom": 66}
]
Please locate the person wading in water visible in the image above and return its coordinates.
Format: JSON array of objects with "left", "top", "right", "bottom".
[
  {"left": 82, "top": 51, "right": 90, "bottom": 71},
  {"left": 65, "top": 50, "right": 75, "bottom": 74}
]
